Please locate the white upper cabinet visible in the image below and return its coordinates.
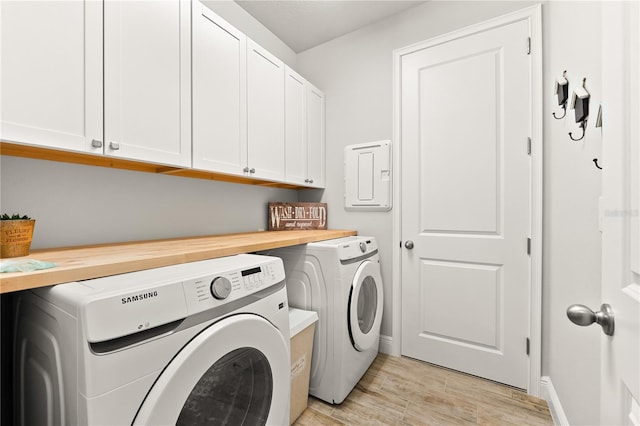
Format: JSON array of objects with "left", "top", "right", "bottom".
[
  {"left": 3, "top": 0, "right": 324, "bottom": 188},
  {"left": 103, "top": 0, "right": 191, "bottom": 167},
  {"left": 247, "top": 40, "right": 285, "bottom": 182},
  {"left": 284, "top": 67, "right": 308, "bottom": 186},
  {"left": 284, "top": 67, "right": 326, "bottom": 188},
  {"left": 305, "top": 83, "right": 326, "bottom": 188},
  {"left": 0, "top": 0, "right": 102, "bottom": 152},
  {"left": 192, "top": 3, "right": 247, "bottom": 175}
]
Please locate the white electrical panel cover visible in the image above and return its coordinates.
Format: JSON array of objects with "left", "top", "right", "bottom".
[{"left": 344, "top": 140, "right": 391, "bottom": 211}]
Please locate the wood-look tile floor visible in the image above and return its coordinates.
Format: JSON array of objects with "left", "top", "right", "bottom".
[{"left": 293, "top": 354, "right": 553, "bottom": 426}]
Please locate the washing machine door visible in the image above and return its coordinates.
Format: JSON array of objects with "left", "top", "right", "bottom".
[
  {"left": 348, "top": 260, "right": 384, "bottom": 351},
  {"left": 133, "top": 314, "right": 289, "bottom": 426}
]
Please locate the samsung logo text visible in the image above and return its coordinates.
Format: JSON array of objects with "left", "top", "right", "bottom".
[{"left": 122, "top": 291, "right": 158, "bottom": 304}]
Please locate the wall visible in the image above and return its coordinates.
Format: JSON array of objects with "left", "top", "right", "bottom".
[
  {"left": 0, "top": 157, "right": 298, "bottom": 248},
  {"left": 297, "top": 1, "right": 603, "bottom": 424},
  {"left": 541, "top": 2, "right": 603, "bottom": 425}
]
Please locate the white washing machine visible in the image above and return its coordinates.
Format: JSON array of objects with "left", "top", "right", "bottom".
[
  {"left": 13, "top": 254, "right": 290, "bottom": 425},
  {"left": 262, "top": 236, "right": 383, "bottom": 404}
]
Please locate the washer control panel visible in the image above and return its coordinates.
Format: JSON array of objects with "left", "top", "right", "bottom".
[
  {"left": 79, "top": 254, "right": 285, "bottom": 343},
  {"left": 182, "top": 255, "right": 285, "bottom": 315}
]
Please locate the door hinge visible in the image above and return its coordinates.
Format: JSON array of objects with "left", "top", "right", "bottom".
[
  {"left": 527, "top": 37, "right": 531, "bottom": 55},
  {"left": 526, "top": 337, "right": 530, "bottom": 355},
  {"left": 527, "top": 137, "right": 532, "bottom": 156},
  {"left": 527, "top": 238, "right": 531, "bottom": 255}
]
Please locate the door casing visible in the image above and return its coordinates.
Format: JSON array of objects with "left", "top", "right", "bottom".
[{"left": 391, "top": 4, "right": 543, "bottom": 395}]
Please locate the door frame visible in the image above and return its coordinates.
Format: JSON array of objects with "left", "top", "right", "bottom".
[{"left": 391, "top": 4, "right": 543, "bottom": 396}]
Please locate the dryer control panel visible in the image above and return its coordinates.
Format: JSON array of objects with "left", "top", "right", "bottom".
[{"left": 336, "top": 237, "right": 378, "bottom": 262}]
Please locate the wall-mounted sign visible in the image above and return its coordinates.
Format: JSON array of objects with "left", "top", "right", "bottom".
[{"left": 268, "top": 202, "right": 327, "bottom": 231}]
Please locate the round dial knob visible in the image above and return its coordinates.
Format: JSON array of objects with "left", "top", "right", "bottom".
[
  {"left": 210, "top": 276, "right": 232, "bottom": 300},
  {"left": 359, "top": 242, "right": 367, "bottom": 253}
]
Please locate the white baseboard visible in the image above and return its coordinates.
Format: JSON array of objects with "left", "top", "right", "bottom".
[
  {"left": 540, "top": 376, "right": 570, "bottom": 426},
  {"left": 378, "top": 334, "right": 395, "bottom": 355}
]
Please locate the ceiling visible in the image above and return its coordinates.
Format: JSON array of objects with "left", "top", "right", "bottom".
[{"left": 234, "top": 1, "right": 428, "bottom": 53}]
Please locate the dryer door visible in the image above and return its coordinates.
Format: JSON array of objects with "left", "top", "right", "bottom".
[
  {"left": 133, "top": 314, "right": 289, "bottom": 426},
  {"left": 348, "top": 260, "right": 384, "bottom": 351}
]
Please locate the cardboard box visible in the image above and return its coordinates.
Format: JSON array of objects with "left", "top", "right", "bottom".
[{"left": 289, "top": 308, "right": 318, "bottom": 424}]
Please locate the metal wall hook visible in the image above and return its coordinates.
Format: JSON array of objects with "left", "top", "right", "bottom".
[
  {"left": 553, "top": 70, "right": 569, "bottom": 120},
  {"left": 552, "top": 105, "right": 567, "bottom": 119},
  {"left": 593, "top": 158, "right": 602, "bottom": 170},
  {"left": 569, "top": 121, "right": 587, "bottom": 141}
]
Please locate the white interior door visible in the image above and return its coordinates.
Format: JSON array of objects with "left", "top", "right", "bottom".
[
  {"left": 600, "top": 2, "right": 640, "bottom": 424},
  {"left": 400, "top": 17, "right": 532, "bottom": 389}
]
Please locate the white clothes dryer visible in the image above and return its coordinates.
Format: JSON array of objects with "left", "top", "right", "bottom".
[
  {"left": 263, "top": 236, "right": 383, "bottom": 404},
  {"left": 13, "top": 254, "right": 290, "bottom": 426}
]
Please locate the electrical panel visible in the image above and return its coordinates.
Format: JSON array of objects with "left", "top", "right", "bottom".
[{"left": 344, "top": 140, "right": 391, "bottom": 211}]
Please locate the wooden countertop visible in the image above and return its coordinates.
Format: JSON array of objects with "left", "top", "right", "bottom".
[{"left": 0, "top": 229, "right": 357, "bottom": 294}]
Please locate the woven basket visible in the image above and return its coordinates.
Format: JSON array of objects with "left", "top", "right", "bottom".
[{"left": 0, "top": 219, "right": 35, "bottom": 258}]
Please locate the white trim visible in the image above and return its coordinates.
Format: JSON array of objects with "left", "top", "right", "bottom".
[
  {"left": 391, "top": 4, "right": 543, "bottom": 395},
  {"left": 540, "top": 376, "right": 570, "bottom": 426},
  {"left": 378, "top": 334, "right": 394, "bottom": 355}
]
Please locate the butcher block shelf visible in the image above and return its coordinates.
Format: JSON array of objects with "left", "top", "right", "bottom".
[{"left": 0, "top": 229, "right": 356, "bottom": 294}]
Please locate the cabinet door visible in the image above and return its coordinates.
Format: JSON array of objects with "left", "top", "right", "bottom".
[
  {"left": 104, "top": 0, "right": 191, "bottom": 167},
  {"left": 247, "top": 40, "right": 285, "bottom": 181},
  {"left": 192, "top": 2, "right": 247, "bottom": 175},
  {"left": 0, "top": 1, "right": 102, "bottom": 152},
  {"left": 284, "top": 67, "right": 307, "bottom": 186},
  {"left": 306, "top": 84, "right": 326, "bottom": 188}
]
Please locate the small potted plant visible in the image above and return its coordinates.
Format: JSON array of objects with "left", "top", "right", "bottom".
[{"left": 1, "top": 214, "right": 36, "bottom": 258}]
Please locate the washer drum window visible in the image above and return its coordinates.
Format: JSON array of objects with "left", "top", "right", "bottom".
[{"left": 177, "top": 347, "right": 272, "bottom": 425}]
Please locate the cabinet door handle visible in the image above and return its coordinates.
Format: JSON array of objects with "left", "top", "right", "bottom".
[
  {"left": 91, "top": 139, "right": 103, "bottom": 148},
  {"left": 109, "top": 142, "right": 120, "bottom": 150},
  {"left": 308, "top": 179, "right": 314, "bottom": 184},
  {"left": 249, "top": 168, "right": 255, "bottom": 174},
  {"left": 243, "top": 167, "right": 250, "bottom": 173}
]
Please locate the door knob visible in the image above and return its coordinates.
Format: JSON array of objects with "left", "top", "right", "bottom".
[
  {"left": 404, "top": 240, "right": 414, "bottom": 249},
  {"left": 567, "top": 303, "right": 614, "bottom": 336}
]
